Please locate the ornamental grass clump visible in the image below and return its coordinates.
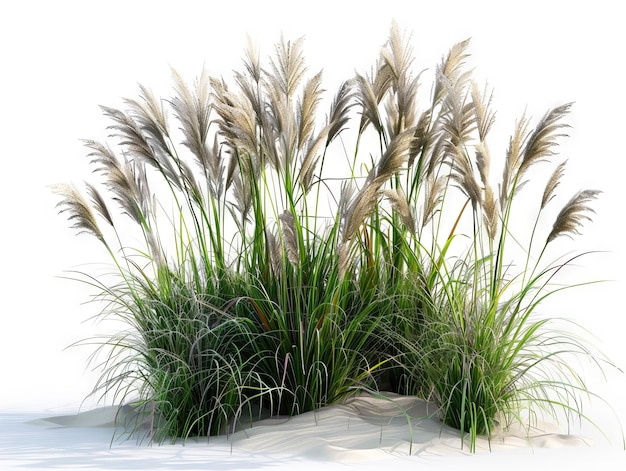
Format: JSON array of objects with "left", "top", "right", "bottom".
[
  {"left": 54, "top": 22, "right": 615, "bottom": 449},
  {"left": 53, "top": 33, "right": 392, "bottom": 441},
  {"left": 370, "top": 38, "right": 611, "bottom": 450}
]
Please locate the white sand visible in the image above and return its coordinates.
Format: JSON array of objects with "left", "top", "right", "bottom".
[{"left": 2, "top": 394, "right": 624, "bottom": 470}]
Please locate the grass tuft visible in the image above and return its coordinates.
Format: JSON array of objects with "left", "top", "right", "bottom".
[{"left": 53, "top": 22, "right": 619, "bottom": 450}]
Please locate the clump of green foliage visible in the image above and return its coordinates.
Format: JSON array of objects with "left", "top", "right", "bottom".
[{"left": 54, "top": 22, "right": 612, "bottom": 450}]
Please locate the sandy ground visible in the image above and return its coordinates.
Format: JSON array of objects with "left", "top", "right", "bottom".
[{"left": 2, "top": 394, "right": 625, "bottom": 471}]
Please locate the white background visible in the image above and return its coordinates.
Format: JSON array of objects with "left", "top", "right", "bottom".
[{"left": 1, "top": 0, "right": 624, "bottom": 445}]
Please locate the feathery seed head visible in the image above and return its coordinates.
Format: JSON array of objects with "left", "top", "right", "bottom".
[
  {"left": 482, "top": 185, "right": 498, "bottom": 239},
  {"left": 471, "top": 82, "right": 496, "bottom": 142},
  {"left": 434, "top": 38, "right": 472, "bottom": 104},
  {"left": 421, "top": 174, "right": 447, "bottom": 228},
  {"left": 267, "top": 35, "right": 307, "bottom": 99},
  {"left": 541, "top": 160, "right": 568, "bottom": 209},
  {"left": 85, "top": 182, "right": 114, "bottom": 228},
  {"left": 244, "top": 35, "right": 262, "bottom": 83},
  {"left": 500, "top": 113, "right": 530, "bottom": 209},
  {"left": 380, "top": 188, "right": 415, "bottom": 233},
  {"left": 52, "top": 183, "right": 105, "bottom": 243},
  {"left": 547, "top": 189, "right": 601, "bottom": 244},
  {"left": 265, "top": 229, "right": 282, "bottom": 276},
  {"left": 326, "top": 79, "right": 357, "bottom": 145},
  {"left": 279, "top": 210, "right": 300, "bottom": 266},
  {"left": 519, "top": 103, "right": 572, "bottom": 176},
  {"left": 450, "top": 146, "right": 482, "bottom": 210},
  {"left": 83, "top": 140, "right": 149, "bottom": 226},
  {"left": 171, "top": 68, "right": 213, "bottom": 174}
]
